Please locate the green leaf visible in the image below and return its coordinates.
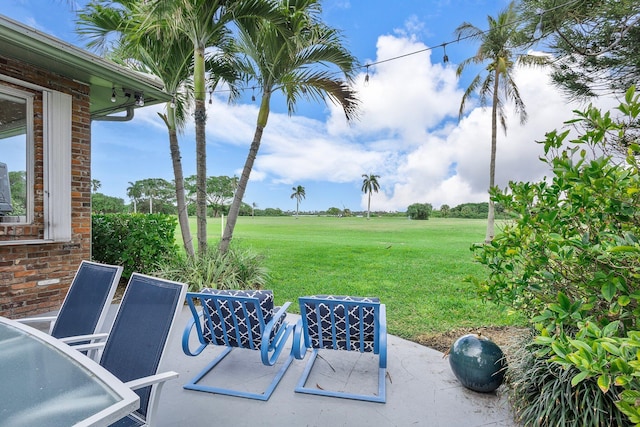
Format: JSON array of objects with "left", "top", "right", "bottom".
[
  {"left": 597, "top": 374, "right": 611, "bottom": 393},
  {"left": 571, "top": 370, "right": 590, "bottom": 387},
  {"left": 551, "top": 341, "right": 568, "bottom": 358},
  {"left": 618, "top": 295, "right": 631, "bottom": 307},
  {"left": 602, "top": 321, "right": 620, "bottom": 337},
  {"left": 600, "top": 341, "right": 621, "bottom": 356},
  {"left": 569, "top": 339, "right": 593, "bottom": 353},
  {"left": 601, "top": 282, "right": 616, "bottom": 302},
  {"left": 557, "top": 292, "right": 571, "bottom": 310},
  {"left": 534, "top": 336, "right": 554, "bottom": 345},
  {"left": 608, "top": 245, "right": 640, "bottom": 253}
]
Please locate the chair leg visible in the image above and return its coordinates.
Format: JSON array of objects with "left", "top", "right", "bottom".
[
  {"left": 183, "top": 347, "right": 295, "bottom": 401},
  {"left": 294, "top": 349, "right": 387, "bottom": 403}
]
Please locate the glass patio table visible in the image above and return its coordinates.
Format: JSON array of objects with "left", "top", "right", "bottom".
[{"left": 0, "top": 316, "right": 139, "bottom": 427}]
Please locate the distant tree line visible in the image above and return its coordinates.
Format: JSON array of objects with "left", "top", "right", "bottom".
[
  {"left": 92, "top": 176, "right": 510, "bottom": 220},
  {"left": 433, "top": 202, "right": 512, "bottom": 219}
]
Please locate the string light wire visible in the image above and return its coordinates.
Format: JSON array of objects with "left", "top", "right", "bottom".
[{"left": 172, "top": 0, "right": 581, "bottom": 99}]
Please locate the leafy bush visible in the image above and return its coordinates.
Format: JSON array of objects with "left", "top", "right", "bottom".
[
  {"left": 91, "top": 193, "right": 126, "bottom": 213},
  {"left": 472, "top": 87, "right": 640, "bottom": 425},
  {"left": 92, "top": 213, "right": 179, "bottom": 279},
  {"left": 153, "top": 246, "right": 269, "bottom": 292},
  {"left": 407, "top": 203, "right": 433, "bottom": 220},
  {"left": 507, "top": 334, "right": 628, "bottom": 427}
]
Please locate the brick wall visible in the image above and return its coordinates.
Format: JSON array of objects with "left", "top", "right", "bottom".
[{"left": 0, "top": 55, "right": 92, "bottom": 317}]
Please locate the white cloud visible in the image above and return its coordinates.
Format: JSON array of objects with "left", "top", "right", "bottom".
[{"left": 194, "top": 33, "right": 618, "bottom": 212}]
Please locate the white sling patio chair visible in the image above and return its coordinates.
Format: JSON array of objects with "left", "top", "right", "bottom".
[
  {"left": 72, "top": 273, "right": 188, "bottom": 427},
  {"left": 17, "top": 260, "right": 122, "bottom": 344}
]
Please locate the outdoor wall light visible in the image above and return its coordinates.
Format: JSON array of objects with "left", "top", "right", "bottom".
[{"left": 134, "top": 92, "right": 144, "bottom": 107}]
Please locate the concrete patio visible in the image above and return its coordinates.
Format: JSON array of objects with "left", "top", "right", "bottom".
[
  {"left": 151, "top": 307, "right": 517, "bottom": 427},
  {"left": 28, "top": 304, "right": 517, "bottom": 426}
]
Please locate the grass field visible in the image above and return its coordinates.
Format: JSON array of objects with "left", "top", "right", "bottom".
[{"left": 199, "top": 215, "right": 524, "bottom": 341}]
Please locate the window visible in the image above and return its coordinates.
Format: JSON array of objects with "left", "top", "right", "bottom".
[
  {"left": 0, "top": 88, "right": 31, "bottom": 221},
  {"left": 0, "top": 77, "right": 71, "bottom": 243}
]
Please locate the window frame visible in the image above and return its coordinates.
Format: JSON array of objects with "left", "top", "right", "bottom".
[
  {"left": 0, "top": 74, "right": 72, "bottom": 245},
  {"left": 0, "top": 85, "right": 34, "bottom": 224}
]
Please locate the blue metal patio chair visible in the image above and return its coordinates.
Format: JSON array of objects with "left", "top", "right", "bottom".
[
  {"left": 182, "top": 289, "right": 294, "bottom": 401},
  {"left": 72, "top": 273, "right": 187, "bottom": 427},
  {"left": 292, "top": 295, "right": 388, "bottom": 403},
  {"left": 17, "top": 260, "right": 123, "bottom": 345}
]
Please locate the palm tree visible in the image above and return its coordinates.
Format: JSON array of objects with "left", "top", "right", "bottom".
[
  {"left": 361, "top": 174, "right": 380, "bottom": 220},
  {"left": 144, "top": 0, "right": 278, "bottom": 255},
  {"left": 455, "top": 1, "right": 547, "bottom": 243},
  {"left": 219, "top": 0, "right": 359, "bottom": 253},
  {"left": 77, "top": 0, "right": 198, "bottom": 257},
  {"left": 290, "top": 185, "right": 306, "bottom": 217},
  {"left": 91, "top": 179, "right": 101, "bottom": 193},
  {"left": 126, "top": 181, "right": 142, "bottom": 213}
]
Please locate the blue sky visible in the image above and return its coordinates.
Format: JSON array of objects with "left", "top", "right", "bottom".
[{"left": 2, "top": 0, "right": 611, "bottom": 212}]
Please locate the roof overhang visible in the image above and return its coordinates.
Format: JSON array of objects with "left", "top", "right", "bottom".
[{"left": 0, "top": 14, "right": 170, "bottom": 120}]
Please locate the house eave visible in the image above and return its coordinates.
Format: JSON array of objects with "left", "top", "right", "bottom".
[{"left": 0, "top": 14, "right": 171, "bottom": 119}]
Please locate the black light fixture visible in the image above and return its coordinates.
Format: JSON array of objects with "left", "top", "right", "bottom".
[
  {"left": 111, "top": 86, "right": 117, "bottom": 103},
  {"left": 251, "top": 87, "right": 256, "bottom": 102},
  {"left": 170, "top": 95, "right": 176, "bottom": 109},
  {"left": 209, "top": 88, "right": 213, "bottom": 105},
  {"left": 134, "top": 92, "right": 144, "bottom": 107},
  {"left": 442, "top": 43, "right": 449, "bottom": 63}
]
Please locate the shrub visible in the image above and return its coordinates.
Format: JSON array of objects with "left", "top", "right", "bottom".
[
  {"left": 92, "top": 213, "right": 179, "bottom": 279},
  {"left": 471, "top": 87, "right": 640, "bottom": 425},
  {"left": 153, "top": 246, "right": 269, "bottom": 292},
  {"left": 407, "top": 203, "right": 433, "bottom": 220},
  {"left": 507, "top": 335, "right": 629, "bottom": 427}
]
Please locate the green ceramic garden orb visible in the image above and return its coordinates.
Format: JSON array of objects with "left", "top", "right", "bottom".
[{"left": 448, "top": 333, "right": 507, "bottom": 393}]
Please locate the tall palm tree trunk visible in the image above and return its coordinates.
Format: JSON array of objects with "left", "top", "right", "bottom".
[
  {"left": 367, "top": 193, "right": 371, "bottom": 219},
  {"left": 166, "top": 112, "right": 195, "bottom": 258},
  {"left": 485, "top": 74, "right": 500, "bottom": 243},
  {"left": 220, "top": 93, "right": 270, "bottom": 253},
  {"left": 194, "top": 46, "right": 208, "bottom": 254},
  {"left": 221, "top": 126, "right": 264, "bottom": 253}
]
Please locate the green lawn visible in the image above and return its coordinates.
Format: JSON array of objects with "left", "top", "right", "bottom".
[{"left": 198, "top": 215, "right": 524, "bottom": 341}]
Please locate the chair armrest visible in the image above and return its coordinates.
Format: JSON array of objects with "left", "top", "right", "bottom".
[
  {"left": 69, "top": 340, "right": 107, "bottom": 352},
  {"left": 15, "top": 316, "right": 56, "bottom": 333},
  {"left": 271, "top": 301, "right": 291, "bottom": 324},
  {"left": 126, "top": 371, "right": 179, "bottom": 427},
  {"left": 16, "top": 315, "right": 57, "bottom": 324},
  {"left": 182, "top": 310, "right": 207, "bottom": 357},
  {"left": 291, "top": 318, "right": 307, "bottom": 360},
  {"left": 379, "top": 304, "right": 388, "bottom": 369},
  {"left": 59, "top": 332, "right": 109, "bottom": 344},
  {"left": 263, "top": 301, "right": 291, "bottom": 341},
  {"left": 260, "top": 302, "right": 293, "bottom": 366},
  {"left": 125, "top": 371, "right": 179, "bottom": 391}
]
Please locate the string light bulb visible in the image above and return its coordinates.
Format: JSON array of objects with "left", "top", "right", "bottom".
[
  {"left": 251, "top": 87, "right": 256, "bottom": 102},
  {"left": 170, "top": 96, "right": 176, "bottom": 109},
  {"left": 209, "top": 88, "right": 213, "bottom": 105},
  {"left": 442, "top": 43, "right": 449, "bottom": 63},
  {"left": 134, "top": 92, "right": 144, "bottom": 107},
  {"left": 111, "top": 86, "right": 117, "bottom": 102},
  {"left": 364, "top": 65, "right": 370, "bottom": 86}
]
